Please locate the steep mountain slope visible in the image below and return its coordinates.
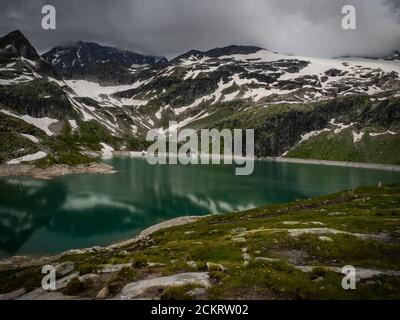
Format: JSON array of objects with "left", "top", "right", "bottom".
[
  {"left": 56, "top": 45, "right": 400, "bottom": 137},
  {"left": 0, "top": 30, "right": 399, "bottom": 166},
  {"left": 42, "top": 41, "right": 167, "bottom": 85},
  {"left": 53, "top": 43, "right": 400, "bottom": 164},
  {"left": 0, "top": 30, "right": 120, "bottom": 166}
]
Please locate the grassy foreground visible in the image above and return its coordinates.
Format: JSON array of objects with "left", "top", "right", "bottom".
[{"left": 1, "top": 184, "right": 400, "bottom": 300}]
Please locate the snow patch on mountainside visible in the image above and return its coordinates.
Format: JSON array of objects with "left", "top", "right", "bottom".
[
  {"left": 100, "top": 142, "right": 114, "bottom": 158},
  {"left": 7, "top": 151, "right": 47, "bottom": 164},
  {"left": 68, "top": 120, "right": 78, "bottom": 130},
  {"left": 0, "top": 109, "right": 58, "bottom": 136},
  {"left": 20, "top": 133, "right": 39, "bottom": 143},
  {"left": 65, "top": 80, "right": 146, "bottom": 101},
  {"left": 221, "top": 49, "right": 400, "bottom": 76},
  {"left": 353, "top": 131, "right": 365, "bottom": 143},
  {"left": 299, "top": 128, "right": 331, "bottom": 143},
  {"left": 330, "top": 119, "right": 355, "bottom": 134},
  {"left": 369, "top": 131, "right": 397, "bottom": 137}
]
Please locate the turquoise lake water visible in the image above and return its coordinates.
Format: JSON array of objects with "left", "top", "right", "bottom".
[{"left": 0, "top": 158, "right": 399, "bottom": 258}]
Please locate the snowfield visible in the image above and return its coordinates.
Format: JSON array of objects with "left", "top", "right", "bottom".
[
  {"left": 0, "top": 109, "right": 58, "bottom": 136},
  {"left": 7, "top": 151, "right": 47, "bottom": 165}
]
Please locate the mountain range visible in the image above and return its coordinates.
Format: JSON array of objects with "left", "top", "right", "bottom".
[{"left": 0, "top": 29, "right": 399, "bottom": 167}]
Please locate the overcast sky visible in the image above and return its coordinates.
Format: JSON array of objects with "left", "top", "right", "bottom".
[{"left": 1, "top": 0, "right": 399, "bottom": 59}]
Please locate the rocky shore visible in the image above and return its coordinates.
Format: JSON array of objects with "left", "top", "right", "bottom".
[
  {"left": 0, "top": 215, "right": 203, "bottom": 271},
  {"left": 270, "top": 157, "right": 400, "bottom": 172},
  {"left": 0, "top": 162, "right": 116, "bottom": 180}
]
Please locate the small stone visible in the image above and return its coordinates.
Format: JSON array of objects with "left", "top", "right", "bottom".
[
  {"left": 243, "top": 261, "right": 249, "bottom": 267},
  {"left": 187, "top": 261, "right": 198, "bottom": 270},
  {"left": 309, "top": 222, "right": 325, "bottom": 226},
  {"left": 206, "top": 262, "right": 227, "bottom": 272},
  {"left": 99, "top": 263, "right": 132, "bottom": 273},
  {"left": 318, "top": 236, "right": 333, "bottom": 242},
  {"left": 328, "top": 212, "right": 347, "bottom": 216},
  {"left": 55, "top": 262, "right": 75, "bottom": 278},
  {"left": 241, "top": 248, "right": 248, "bottom": 253},
  {"left": 79, "top": 273, "right": 99, "bottom": 285},
  {"left": 232, "top": 237, "right": 246, "bottom": 243},
  {"left": 147, "top": 262, "right": 165, "bottom": 267},
  {"left": 242, "top": 253, "right": 251, "bottom": 261},
  {"left": 96, "top": 287, "right": 109, "bottom": 299},
  {"left": 254, "top": 257, "right": 280, "bottom": 263},
  {"left": 231, "top": 227, "right": 247, "bottom": 234},
  {"left": 186, "top": 287, "right": 206, "bottom": 298},
  {"left": 184, "top": 231, "right": 195, "bottom": 235}
]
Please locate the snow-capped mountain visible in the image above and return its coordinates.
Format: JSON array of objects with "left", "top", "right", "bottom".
[
  {"left": 0, "top": 30, "right": 399, "bottom": 165},
  {"left": 42, "top": 41, "right": 167, "bottom": 85},
  {"left": 0, "top": 30, "right": 58, "bottom": 81},
  {"left": 64, "top": 44, "right": 400, "bottom": 134}
]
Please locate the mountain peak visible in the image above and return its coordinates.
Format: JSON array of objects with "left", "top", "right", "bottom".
[
  {"left": 0, "top": 29, "right": 40, "bottom": 60},
  {"left": 206, "top": 45, "right": 264, "bottom": 57},
  {"left": 74, "top": 41, "right": 102, "bottom": 48},
  {"left": 173, "top": 45, "right": 264, "bottom": 62},
  {"left": 42, "top": 41, "right": 168, "bottom": 84}
]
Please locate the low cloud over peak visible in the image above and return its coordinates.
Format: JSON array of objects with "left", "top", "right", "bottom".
[{"left": 1, "top": 0, "right": 399, "bottom": 59}]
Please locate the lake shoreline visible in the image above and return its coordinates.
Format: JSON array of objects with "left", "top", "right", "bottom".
[
  {"left": 114, "top": 151, "right": 400, "bottom": 172},
  {"left": 0, "top": 155, "right": 399, "bottom": 266},
  {"left": 265, "top": 157, "right": 400, "bottom": 172},
  {"left": 0, "top": 162, "right": 116, "bottom": 180},
  {"left": 0, "top": 215, "right": 204, "bottom": 270},
  {"left": 1, "top": 152, "right": 397, "bottom": 180}
]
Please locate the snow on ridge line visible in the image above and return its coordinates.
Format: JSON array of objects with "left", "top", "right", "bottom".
[
  {"left": 0, "top": 109, "right": 58, "bottom": 136},
  {"left": 220, "top": 49, "right": 400, "bottom": 73},
  {"left": 219, "top": 49, "right": 400, "bottom": 84},
  {"left": 7, "top": 151, "right": 47, "bottom": 165}
]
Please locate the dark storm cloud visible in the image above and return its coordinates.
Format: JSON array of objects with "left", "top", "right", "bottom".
[{"left": 0, "top": 0, "right": 399, "bottom": 59}]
